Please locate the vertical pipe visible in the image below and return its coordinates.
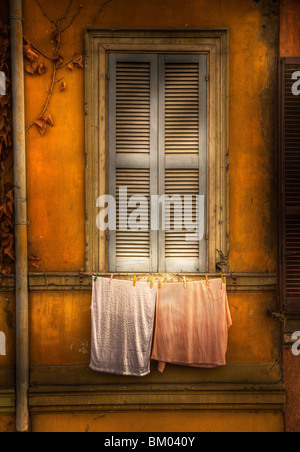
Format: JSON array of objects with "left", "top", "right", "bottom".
[{"left": 10, "top": 0, "right": 29, "bottom": 432}]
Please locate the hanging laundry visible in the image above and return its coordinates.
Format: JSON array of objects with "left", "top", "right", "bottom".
[
  {"left": 90, "top": 277, "right": 157, "bottom": 376},
  {"left": 151, "top": 278, "right": 232, "bottom": 373}
]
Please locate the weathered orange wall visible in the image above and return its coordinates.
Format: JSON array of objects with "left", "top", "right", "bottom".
[
  {"left": 0, "top": 0, "right": 282, "bottom": 432},
  {"left": 280, "top": 0, "right": 300, "bottom": 56},
  {"left": 29, "top": 292, "right": 278, "bottom": 368},
  {"left": 19, "top": 0, "right": 281, "bottom": 432},
  {"left": 23, "top": 0, "right": 278, "bottom": 273},
  {"left": 31, "top": 411, "right": 284, "bottom": 433}
]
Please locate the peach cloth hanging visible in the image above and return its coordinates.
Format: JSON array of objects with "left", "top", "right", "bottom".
[{"left": 151, "top": 278, "right": 232, "bottom": 373}]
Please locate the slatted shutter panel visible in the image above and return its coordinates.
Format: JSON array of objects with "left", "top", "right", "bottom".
[
  {"left": 108, "top": 54, "right": 158, "bottom": 272},
  {"left": 278, "top": 58, "right": 300, "bottom": 312},
  {"left": 108, "top": 54, "right": 207, "bottom": 273},
  {"left": 158, "top": 55, "right": 207, "bottom": 272}
]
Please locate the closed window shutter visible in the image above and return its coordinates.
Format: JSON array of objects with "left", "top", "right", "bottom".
[
  {"left": 158, "top": 55, "right": 207, "bottom": 272},
  {"left": 108, "top": 54, "right": 207, "bottom": 273},
  {"left": 278, "top": 58, "right": 300, "bottom": 312},
  {"left": 108, "top": 54, "right": 158, "bottom": 272}
]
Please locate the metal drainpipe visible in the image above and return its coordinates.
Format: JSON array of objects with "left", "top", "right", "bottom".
[{"left": 10, "top": 0, "right": 29, "bottom": 432}]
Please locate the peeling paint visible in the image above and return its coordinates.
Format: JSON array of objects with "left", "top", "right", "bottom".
[
  {"left": 79, "top": 341, "right": 89, "bottom": 355},
  {"left": 11, "top": 0, "right": 284, "bottom": 433},
  {"left": 69, "top": 340, "right": 89, "bottom": 355}
]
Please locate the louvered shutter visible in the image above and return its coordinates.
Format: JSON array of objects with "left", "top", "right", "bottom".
[
  {"left": 108, "top": 54, "right": 207, "bottom": 273},
  {"left": 158, "top": 55, "right": 207, "bottom": 272},
  {"left": 108, "top": 54, "right": 158, "bottom": 272},
  {"left": 278, "top": 58, "right": 300, "bottom": 312}
]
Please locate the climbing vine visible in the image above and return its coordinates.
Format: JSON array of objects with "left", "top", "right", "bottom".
[
  {"left": 0, "top": 17, "right": 41, "bottom": 280},
  {"left": 24, "top": 0, "right": 85, "bottom": 136},
  {"left": 0, "top": 0, "right": 113, "bottom": 280},
  {"left": 0, "top": 17, "right": 14, "bottom": 279},
  {"left": 24, "top": 0, "right": 113, "bottom": 136}
]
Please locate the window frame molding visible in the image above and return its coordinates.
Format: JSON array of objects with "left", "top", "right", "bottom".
[{"left": 85, "top": 29, "right": 229, "bottom": 274}]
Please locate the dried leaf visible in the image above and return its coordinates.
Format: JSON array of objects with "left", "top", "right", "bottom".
[
  {"left": 45, "top": 115, "right": 54, "bottom": 127},
  {"left": 56, "top": 55, "right": 64, "bottom": 66},
  {"left": 0, "top": 203, "right": 11, "bottom": 219},
  {"left": 23, "top": 44, "right": 39, "bottom": 62},
  {"left": 1, "top": 267, "right": 11, "bottom": 276},
  {"left": 38, "top": 63, "right": 47, "bottom": 75},
  {"left": 25, "top": 55, "right": 47, "bottom": 76},
  {"left": 34, "top": 118, "right": 47, "bottom": 128},
  {"left": 7, "top": 201, "right": 13, "bottom": 215},
  {"left": 6, "top": 190, "right": 14, "bottom": 204},
  {"left": 29, "top": 254, "right": 42, "bottom": 270},
  {"left": 29, "top": 254, "right": 37, "bottom": 261},
  {"left": 72, "top": 53, "right": 84, "bottom": 69},
  {"left": 52, "top": 29, "right": 61, "bottom": 43},
  {"left": 32, "top": 259, "right": 42, "bottom": 270},
  {"left": 38, "top": 124, "right": 47, "bottom": 137},
  {"left": 60, "top": 81, "right": 67, "bottom": 91},
  {"left": 23, "top": 37, "right": 30, "bottom": 46},
  {"left": 34, "top": 115, "right": 54, "bottom": 136},
  {"left": 4, "top": 243, "right": 14, "bottom": 261},
  {"left": 25, "top": 58, "right": 38, "bottom": 75}
]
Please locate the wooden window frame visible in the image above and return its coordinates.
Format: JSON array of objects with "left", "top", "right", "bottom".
[{"left": 85, "top": 29, "right": 229, "bottom": 274}]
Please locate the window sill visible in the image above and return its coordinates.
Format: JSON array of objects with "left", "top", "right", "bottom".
[{"left": 0, "top": 272, "right": 276, "bottom": 293}]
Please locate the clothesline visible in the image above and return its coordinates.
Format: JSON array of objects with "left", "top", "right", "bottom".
[
  {"left": 92, "top": 272, "right": 226, "bottom": 286},
  {"left": 88, "top": 273, "right": 227, "bottom": 277}
]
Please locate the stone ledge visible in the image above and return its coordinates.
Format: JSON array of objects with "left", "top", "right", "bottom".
[
  {"left": 0, "top": 272, "right": 277, "bottom": 293},
  {"left": 0, "top": 390, "right": 15, "bottom": 414},
  {"left": 29, "top": 383, "right": 285, "bottom": 413}
]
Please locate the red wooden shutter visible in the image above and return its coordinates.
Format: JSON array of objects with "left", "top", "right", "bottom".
[{"left": 278, "top": 58, "right": 300, "bottom": 312}]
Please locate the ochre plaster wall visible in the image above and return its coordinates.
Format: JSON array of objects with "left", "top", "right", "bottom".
[
  {"left": 23, "top": 0, "right": 278, "bottom": 273},
  {"left": 0, "top": 0, "right": 283, "bottom": 432}
]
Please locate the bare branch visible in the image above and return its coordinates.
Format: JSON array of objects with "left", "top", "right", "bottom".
[
  {"left": 56, "top": 56, "right": 75, "bottom": 70},
  {"left": 58, "top": 0, "right": 73, "bottom": 22},
  {"left": 34, "top": 0, "right": 58, "bottom": 27},
  {"left": 26, "top": 39, "right": 60, "bottom": 133},
  {"left": 25, "top": 1, "right": 85, "bottom": 133},
  {"left": 88, "top": 0, "right": 113, "bottom": 27},
  {"left": 37, "top": 44, "right": 59, "bottom": 117},
  {"left": 54, "top": 77, "right": 64, "bottom": 84},
  {"left": 27, "top": 39, "right": 56, "bottom": 61},
  {"left": 0, "top": 159, "right": 13, "bottom": 178},
  {"left": 61, "top": 4, "right": 84, "bottom": 33}
]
